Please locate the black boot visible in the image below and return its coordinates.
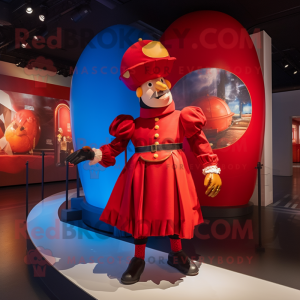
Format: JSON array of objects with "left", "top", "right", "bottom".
[
  {"left": 121, "top": 257, "right": 145, "bottom": 284},
  {"left": 167, "top": 250, "right": 199, "bottom": 276}
]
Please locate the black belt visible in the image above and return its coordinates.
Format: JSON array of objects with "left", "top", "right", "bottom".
[{"left": 135, "top": 143, "right": 183, "bottom": 153}]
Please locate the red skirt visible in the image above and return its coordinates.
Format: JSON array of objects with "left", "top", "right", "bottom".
[{"left": 99, "top": 150, "right": 204, "bottom": 239}]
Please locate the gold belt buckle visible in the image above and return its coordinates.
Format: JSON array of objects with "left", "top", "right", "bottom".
[{"left": 151, "top": 144, "right": 157, "bottom": 153}]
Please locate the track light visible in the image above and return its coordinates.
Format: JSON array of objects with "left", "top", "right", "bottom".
[
  {"left": 16, "top": 60, "right": 27, "bottom": 68},
  {"left": 21, "top": 42, "right": 28, "bottom": 48},
  {"left": 26, "top": 7, "right": 33, "bottom": 14},
  {"left": 70, "top": 5, "right": 91, "bottom": 22},
  {"left": 39, "top": 6, "right": 48, "bottom": 22},
  {"left": 57, "top": 69, "right": 70, "bottom": 77},
  {"left": 33, "top": 26, "right": 48, "bottom": 41},
  {"left": 26, "top": 1, "right": 33, "bottom": 14},
  {"left": 280, "top": 57, "right": 300, "bottom": 76},
  {"left": 280, "top": 58, "right": 289, "bottom": 69}
]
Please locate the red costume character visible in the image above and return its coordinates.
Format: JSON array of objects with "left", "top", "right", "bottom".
[{"left": 67, "top": 39, "right": 222, "bottom": 284}]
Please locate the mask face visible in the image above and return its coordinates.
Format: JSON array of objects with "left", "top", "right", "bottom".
[
  {"left": 140, "top": 77, "right": 173, "bottom": 108},
  {"left": 5, "top": 109, "right": 41, "bottom": 153}
]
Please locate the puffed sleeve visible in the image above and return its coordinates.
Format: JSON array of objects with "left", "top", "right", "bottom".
[
  {"left": 99, "top": 115, "right": 135, "bottom": 168},
  {"left": 180, "top": 106, "right": 219, "bottom": 168}
]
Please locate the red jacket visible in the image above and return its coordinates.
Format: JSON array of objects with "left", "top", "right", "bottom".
[{"left": 99, "top": 101, "right": 218, "bottom": 239}]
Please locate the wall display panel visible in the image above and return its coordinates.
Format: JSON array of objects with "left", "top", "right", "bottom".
[
  {"left": 0, "top": 75, "right": 75, "bottom": 186},
  {"left": 292, "top": 119, "right": 300, "bottom": 162}
]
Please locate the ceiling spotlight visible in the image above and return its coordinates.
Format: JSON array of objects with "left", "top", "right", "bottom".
[
  {"left": 280, "top": 59, "right": 289, "bottom": 69},
  {"left": 26, "top": 7, "right": 33, "bottom": 14},
  {"left": 26, "top": 1, "right": 33, "bottom": 14},
  {"left": 21, "top": 42, "right": 28, "bottom": 48},
  {"left": 39, "top": 6, "right": 48, "bottom": 22},
  {"left": 70, "top": 5, "right": 91, "bottom": 22},
  {"left": 294, "top": 70, "right": 298, "bottom": 75}
]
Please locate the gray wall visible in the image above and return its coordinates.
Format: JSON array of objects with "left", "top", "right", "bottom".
[{"left": 273, "top": 90, "right": 300, "bottom": 176}]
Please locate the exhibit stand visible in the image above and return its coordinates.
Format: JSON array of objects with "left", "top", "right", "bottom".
[{"left": 25, "top": 189, "right": 300, "bottom": 300}]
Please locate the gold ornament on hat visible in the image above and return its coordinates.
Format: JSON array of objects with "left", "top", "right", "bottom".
[
  {"left": 142, "top": 41, "right": 169, "bottom": 58},
  {"left": 123, "top": 70, "right": 130, "bottom": 78}
]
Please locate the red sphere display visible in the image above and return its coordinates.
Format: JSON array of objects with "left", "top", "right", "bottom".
[
  {"left": 5, "top": 110, "right": 41, "bottom": 153},
  {"left": 191, "top": 96, "right": 234, "bottom": 134}
]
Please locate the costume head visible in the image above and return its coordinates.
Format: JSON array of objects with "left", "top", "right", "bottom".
[
  {"left": 119, "top": 39, "right": 176, "bottom": 108},
  {"left": 4, "top": 109, "right": 41, "bottom": 153}
]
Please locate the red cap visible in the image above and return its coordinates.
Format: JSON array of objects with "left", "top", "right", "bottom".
[{"left": 119, "top": 39, "right": 176, "bottom": 91}]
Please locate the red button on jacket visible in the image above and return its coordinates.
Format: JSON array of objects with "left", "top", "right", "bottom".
[{"left": 99, "top": 101, "right": 218, "bottom": 239}]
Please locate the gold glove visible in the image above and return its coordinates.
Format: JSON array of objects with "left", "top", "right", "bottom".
[{"left": 204, "top": 173, "right": 222, "bottom": 198}]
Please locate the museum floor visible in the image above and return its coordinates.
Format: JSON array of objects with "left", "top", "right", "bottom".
[{"left": 1, "top": 165, "right": 300, "bottom": 299}]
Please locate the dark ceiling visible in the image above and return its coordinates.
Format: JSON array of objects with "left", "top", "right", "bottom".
[{"left": 1, "top": 0, "right": 300, "bottom": 92}]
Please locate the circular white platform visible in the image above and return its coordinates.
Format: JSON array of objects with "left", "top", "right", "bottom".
[{"left": 27, "top": 190, "right": 300, "bottom": 300}]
